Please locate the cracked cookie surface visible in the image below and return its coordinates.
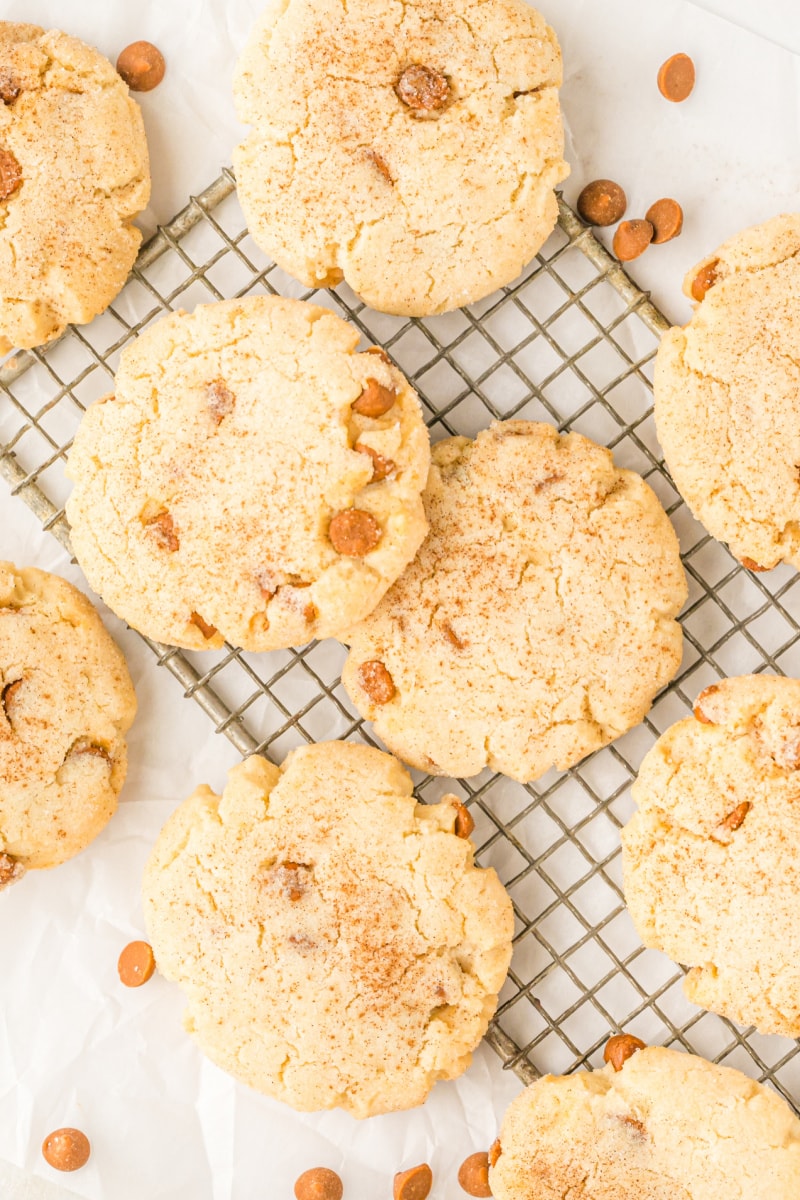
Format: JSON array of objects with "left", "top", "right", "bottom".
[
  {"left": 654, "top": 214, "right": 800, "bottom": 571},
  {"left": 0, "top": 22, "right": 150, "bottom": 353},
  {"left": 341, "top": 421, "right": 687, "bottom": 783},
  {"left": 233, "top": 0, "right": 568, "bottom": 316},
  {"left": 622, "top": 674, "right": 800, "bottom": 1037},
  {"left": 142, "top": 742, "right": 513, "bottom": 1117},
  {"left": 489, "top": 1046, "right": 800, "bottom": 1199},
  {"left": 65, "top": 296, "right": 430, "bottom": 651},
  {"left": 0, "top": 562, "right": 136, "bottom": 877}
]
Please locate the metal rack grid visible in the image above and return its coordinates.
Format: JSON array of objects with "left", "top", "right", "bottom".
[{"left": 3, "top": 170, "right": 800, "bottom": 1111}]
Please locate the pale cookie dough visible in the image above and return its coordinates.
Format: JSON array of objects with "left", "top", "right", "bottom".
[
  {"left": 489, "top": 1045, "right": 800, "bottom": 1200},
  {"left": 342, "top": 421, "right": 687, "bottom": 783},
  {"left": 622, "top": 674, "right": 800, "bottom": 1037},
  {"left": 233, "top": 0, "right": 568, "bottom": 316},
  {"left": 142, "top": 742, "right": 513, "bottom": 1118},
  {"left": 66, "top": 296, "right": 430, "bottom": 651},
  {"left": 0, "top": 23, "right": 150, "bottom": 354},
  {"left": 0, "top": 563, "right": 136, "bottom": 881},
  {"left": 655, "top": 214, "right": 800, "bottom": 571}
]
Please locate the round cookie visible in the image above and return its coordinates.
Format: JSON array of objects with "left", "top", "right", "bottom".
[
  {"left": 65, "top": 296, "right": 430, "bottom": 652},
  {"left": 654, "top": 214, "right": 800, "bottom": 571},
  {"left": 342, "top": 421, "right": 687, "bottom": 783},
  {"left": 621, "top": 674, "right": 800, "bottom": 1037},
  {"left": 489, "top": 1043, "right": 800, "bottom": 1199},
  {"left": 0, "top": 563, "right": 136, "bottom": 882},
  {"left": 142, "top": 742, "right": 513, "bottom": 1118},
  {"left": 233, "top": 0, "right": 568, "bottom": 316},
  {"left": 0, "top": 23, "right": 150, "bottom": 354}
]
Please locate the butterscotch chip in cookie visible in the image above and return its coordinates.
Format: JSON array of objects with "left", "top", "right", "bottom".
[
  {"left": 657, "top": 52, "right": 696, "bottom": 102},
  {"left": 233, "top": 0, "right": 569, "bottom": 316},
  {"left": 0, "top": 563, "right": 136, "bottom": 874},
  {"left": 294, "top": 1168, "right": 343, "bottom": 1200},
  {"left": 603, "top": 1033, "right": 645, "bottom": 1072},
  {"left": 116, "top": 40, "right": 166, "bottom": 92},
  {"left": 42, "top": 1128, "right": 91, "bottom": 1173},
  {"left": 66, "top": 296, "right": 430, "bottom": 652},
  {"left": 342, "top": 421, "right": 686, "bottom": 783},
  {"left": 622, "top": 674, "right": 800, "bottom": 1036},
  {"left": 489, "top": 1047, "right": 800, "bottom": 1200},
  {"left": 143, "top": 744, "right": 513, "bottom": 1117},
  {"left": 118, "top": 940, "right": 156, "bottom": 987},
  {"left": 613, "top": 219, "right": 654, "bottom": 261},
  {"left": 577, "top": 179, "right": 627, "bottom": 227},
  {"left": 655, "top": 215, "right": 800, "bottom": 569},
  {"left": 0, "top": 23, "right": 150, "bottom": 354}
]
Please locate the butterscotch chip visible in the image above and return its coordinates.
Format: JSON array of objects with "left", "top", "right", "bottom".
[
  {"left": 488, "top": 1140, "right": 501, "bottom": 1168},
  {"left": 603, "top": 1033, "right": 646, "bottom": 1072},
  {"left": 646, "top": 198, "right": 683, "bottom": 244},
  {"left": 117, "top": 40, "right": 166, "bottom": 92},
  {"left": 0, "top": 69, "right": 20, "bottom": 104},
  {"left": 357, "top": 660, "right": 395, "bottom": 705},
  {"left": 622, "top": 674, "right": 800, "bottom": 1036},
  {"left": 612, "top": 219, "right": 654, "bottom": 262},
  {"left": 450, "top": 799, "right": 475, "bottom": 840},
  {"left": 142, "top": 744, "right": 513, "bottom": 1117},
  {"left": 329, "top": 509, "right": 381, "bottom": 556},
  {"left": 576, "top": 179, "right": 627, "bottom": 227},
  {"left": 396, "top": 64, "right": 450, "bottom": 112},
  {"left": 352, "top": 378, "right": 397, "bottom": 418},
  {"left": 689, "top": 258, "right": 719, "bottom": 302},
  {"left": 0, "top": 851, "right": 24, "bottom": 889},
  {"left": 207, "top": 379, "right": 235, "bottom": 424},
  {"left": 189, "top": 611, "right": 218, "bottom": 640},
  {"left": 294, "top": 1167, "right": 343, "bottom": 1200},
  {"left": 394, "top": 1163, "right": 433, "bottom": 1200},
  {"left": 145, "top": 512, "right": 180, "bottom": 553},
  {"left": 489, "top": 1047, "right": 800, "bottom": 1199},
  {"left": 0, "top": 146, "right": 22, "bottom": 201},
  {"left": 657, "top": 52, "right": 696, "bottom": 102},
  {"left": 693, "top": 685, "right": 719, "bottom": 723},
  {"left": 0, "top": 562, "right": 136, "bottom": 873},
  {"left": 118, "top": 939, "right": 156, "bottom": 987},
  {"left": 356, "top": 442, "right": 396, "bottom": 481},
  {"left": 740, "top": 556, "right": 769, "bottom": 572},
  {"left": 42, "top": 1128, "right": 91, "bottom": 1172},
  {"left": 458, "top": 1151, "right": 492, "bottom": 1196}
]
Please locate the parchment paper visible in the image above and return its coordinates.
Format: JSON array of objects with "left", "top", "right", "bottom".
[{"left": 1, "top": 1, "right": 799, "bottom": 1196}]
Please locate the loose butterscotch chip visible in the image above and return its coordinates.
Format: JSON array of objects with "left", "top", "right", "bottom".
[
  {"left": 0, "top": 146, "right": 22, "bottom": 201},
  {"left": 577, "top": 179, "right": 627, "bottom": 227},
  {"left": 394, "top": 1163, "right": 433, "bottom": 1200},
  {"left": 717, "top": 800, "right": 751, "bottom": 835},
  {"left": 207, "top": 379, "right": 235, "bottom": 424},
  {"left": 189, "top": 611, "right": 218, "bottom": 640},
  {"left": 0, "top": 852, "right": 24, "bottom": 888},
  {"left": 613, "top": 219, "right": 654, "bottom": 262},
  {"left": 690, "top": 259, "right": 719, "bottom": 302},
  {"left": 450, "top": 798, "right": 475, "bottom": 840},
  {"left": 145, "top": 511, "right": 179, "bottom": 553},
  {"left": 352, "top": 378, "right": 397, "bottom": 417},
  {"left": 118, "top": 939, "right": 156, "bottom": 987},
  {"left": 646, "top": 198, "right": 684, "bottom": 244},
  {"left": 396, "top": 64, "right": 450, "bottom": 112},
  {"left": 358, "top": 660, "right": 395, "bottom": 705},
  {"left": 458, "top": 1151, "right": 492, "bottom": 1197},
  {"left": 604, "top": 1033, "right": 646, "bottom": 1072},
  {"left": 42, "top": 1128, "right": 91, "bottom": 1172},
  {"left": 488, "top": 1140, "right": 502, "bottom": 1168},
  {"left": 0, "top": 70, "right": 20, "bottom": 104},
  {"left": 294, "top": 1167, "right": 343, "bottom": 1200},
  {"left": 657, "top": 53, "right": 696, "bottom": 103},
  {"left": 356, "top": 442, "right": 396, "bottom": 481},
  {"left": 328, "top": 509, "right": 381, "bottom": 556},
  {"left": 116, "top": 41, "right": 166, "bottom": 92}
]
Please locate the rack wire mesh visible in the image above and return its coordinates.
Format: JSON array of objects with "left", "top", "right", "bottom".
[{"left": 3, "top": 170, "right": 800, "bottom": 1111}]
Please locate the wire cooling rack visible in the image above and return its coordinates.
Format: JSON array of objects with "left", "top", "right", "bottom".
[{"left": 3, "top": 170, "right": 800, "bottom": 1113}]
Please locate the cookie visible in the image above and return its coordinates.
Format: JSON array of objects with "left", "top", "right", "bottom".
[
  {"left": 654, "top": 214, "right": 800, "bottom": 571},
  {"left": 65, "top": 296, "right": 430, "bottom": 651},
  {"left": 342, "top": 422, "right": 687, "bottom": 783},
  {"left": 0, "top": 563, "right": 136, "bottom": 880},
  {"left": 621, "top": 674, "right": 800, "bottom": 1037},
  {"left": 233, "top": 0, "right": 568, "bottom": 316},
  {"left": 142, "top": 743, "right": 513, "bottom": 1118},
  {"left": 0, "top": 23, "right": 150, "bottom": 354},
  {"left": 489, "top": 1043, "right": 800, "bottom": 1199}
]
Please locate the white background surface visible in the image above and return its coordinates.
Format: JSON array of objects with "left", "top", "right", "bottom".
[{"left": 1, "top": 1, "right": 800, "bottom": 1197}]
